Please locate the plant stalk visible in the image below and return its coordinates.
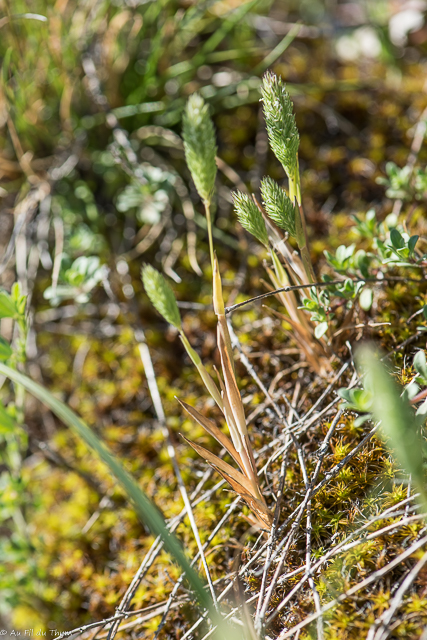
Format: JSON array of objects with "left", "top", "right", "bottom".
[
  {"left": 295, "top": 202, "right": 315, "bottom": 284},
  {"left": 204, "top": 200, "right": 215, "bottom": 272}
]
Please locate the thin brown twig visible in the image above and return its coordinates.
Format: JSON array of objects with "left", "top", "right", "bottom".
[
  {"left": 274, "top": 505, "right": 423, "bottom": 590},
  {"left": 275, "top": 534, "right": 427, "bottom": 639},
  {"left": 258, "top": 411, "right": 343, "bottom": 624},
  {"left": 224, "top": 275, "right": 426, "bottom": 315},
  {"left": 305, "top": 496, "right": 325, "bottom": 640},
  {"left": 367, "top": 550, "right": 427, "bottom": 640},
  {"left": 152, "top": 497, "right": 241, "bottom": 639},
  {"left": 254, "top": 449, "right": 289, "bottom": 635}
]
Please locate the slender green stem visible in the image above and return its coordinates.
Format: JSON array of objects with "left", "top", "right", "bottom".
[
  {"left": 300, "top": 246, "right": 315, "bottom": 284},
  {"left": 288, "top": 162, "right": 315, "bottom": 283},
  {"left": 204, "top": 200, "right": 215, "bottom": 271},
  {"left": 295, "top": 203, "right": 315, "bottom": 284}
]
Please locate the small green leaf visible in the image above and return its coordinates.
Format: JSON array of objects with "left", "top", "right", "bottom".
[
  {"left": 0, "top": 401, "right": 15, "bottom": 434},
  {"left": 414, "top": 351, "right": 427, "bottom": 382},
  {"left": 314, "top": 321, "right": 328, "bottom": 339},
  {"left": 0, "top": 291, "right": 18, "bottom": 319},
  {"left": 404, "top": 380, "right": 420, "bottom": 401},
  {"left": 390, "top": 228, "right": 405, "bottom": 249},
  {"left": 359, "top": 287, "right": 373, "bottom": 311},
  {"left": 0, "top": 337, "right": 12, "bottom": 361},
  {"left": 408, "top": 235, "right": 419, "bottom": 254}
]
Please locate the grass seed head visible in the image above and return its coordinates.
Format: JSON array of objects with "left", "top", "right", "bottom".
[
  {"left": 261, "top": 71, "right": 299, "bottom": 178},
  {"left": 182, "top": 93, "right": 217, "bottom": 205},
  {"left": 233, "top": 190, "right": 269, "bottom": 247},
  {"left": 141, "top": 264, "right": 181, "bottom": 329},
  {"left": 261, "top": 176, "right": 297, "bottom": 238}
]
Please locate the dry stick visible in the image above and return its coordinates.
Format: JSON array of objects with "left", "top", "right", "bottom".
[
  {"left": 104, "top": 536, "right": 166, "bottom": 640},
  {"left": 202, "top": 501, "right": 424, "bottom": 640},
  {"left": 199, "top": 594, "right": 262, "bottom": 640},
  {"left": 228, "top": 319, "right": 311, "bottom": 515},
  {"left": 55, "top": 556, "right": 176, "bottom": 640},
  {"left": 258, "top": 410, "right": 343, "bottom": 627},
  {"left": 275, "top": 534, "right": 427, "bottom": 640},
  {"left": 305, "top": 498, "right": 324, "bottom": 640},
  {"left": 227, "top": 321, "right": 308, "bottom": 471},
  {"left": 405, "top": 476, "right": 412, "bottom": 519},
  {"left": 267, "top": 425, "right": 403, "bottom": 629},
  {"left": 255, "top": 449, "right": 289, "bottom": 635},
  {"left": 274, "top": 507, "right": 425, "bottom": 593},
  {"left": 260, "top": 408, "right": 345, "bottom": 575},
  {"left": 232, "top": 369, "right": 352, "bottom": 578},
  {"left": 0, "top": 181, "right": 51, "bottom": 275},
  {"left": 181, "top": 411, "right": 378, "bottom": 639},
  {"left": 224, "top": 275, "right": 426, "bottom": 316},
  {"left": 298, "top": 361, "right": 349, "bottom": 424},
  {"left": 51, "top": 215, "right": 64, "bottom": 295},
  {"left": 303, "top": 424, "right": 378, "bottom": 511},
  {"left": 381, "top": 330, "right": 424, "bottom": 362},
  {"left": 227, "top": 323, "right": 320, "bottom": 633},
  {"left": 229, "top": 506, "right": 425, "bottom": 640},
  {"left": 62, "top": 489, "right": 238, "bottom": 640},
  {"left": 180, "top": 453, "right": 314, "bottom": 640},
  {"left": 75, "top": 599, "right": 189, "bottom": 640},
  {"left": 152, "top": 497, "right": 242, "bottom": 640},
  {"left": 253, "top": 420, "right": 377, "bottom": 581},
  {"left": 367, "top": 550, "right": 427, "bottom": 640}
]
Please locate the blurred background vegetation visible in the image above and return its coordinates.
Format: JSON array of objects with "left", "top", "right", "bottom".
[{"left": 1, "top": 0, "right": 427, "bottom": 637}]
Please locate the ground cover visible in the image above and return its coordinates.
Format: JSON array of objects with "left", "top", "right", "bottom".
[{"left": 1, "top": 1, "right": 427, "bottom": 638}]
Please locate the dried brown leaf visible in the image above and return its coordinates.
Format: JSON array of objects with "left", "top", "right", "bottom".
[
  {"left": 182, "top": 436, "right": 256, "bottom": 497},
  {"left": 178, "top": 399, "right": 243, "bottom": 470},
  {"left": 182, "top": 436, "right": 273, "bottom": 531}
]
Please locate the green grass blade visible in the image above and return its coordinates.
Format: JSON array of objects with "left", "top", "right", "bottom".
[
  {"left": 0, "top": 363, "right": 213, "bottom": 613},
  {"left": 254, "top": 23, "right": 301, "bottom": 74},
  {"left": 201, "top": 0, "right": 260, "bottom": 55},
  {"left": 356, "top": 346, "right": 427, "bottom": 513}
]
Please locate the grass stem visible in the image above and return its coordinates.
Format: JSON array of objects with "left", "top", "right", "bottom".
[{"left": 204, "top": 200, "right": 215, "bottom": 271}]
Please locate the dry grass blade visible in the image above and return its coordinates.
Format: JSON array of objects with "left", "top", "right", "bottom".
[
  {"left": 182, "top": 436, "right": 257, "bottom": 497},
  {"left": 182, "top": 439, "right": 272, "bottom": 531},
  {"left": 178, "top": 399, "right": 243, "bottom": 470},
  {"left": 217, "top": 318, "right": 248, "bottom": 442}
]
